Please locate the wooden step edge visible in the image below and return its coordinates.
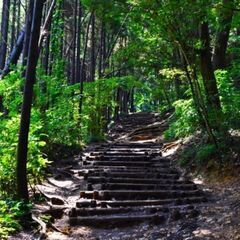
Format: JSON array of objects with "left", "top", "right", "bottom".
[
  {"left": 69, "top": 213, "right": 166, "bottom": 227},
  {"left": 98, "top": 196, "right": 207, "bottom": 207}
]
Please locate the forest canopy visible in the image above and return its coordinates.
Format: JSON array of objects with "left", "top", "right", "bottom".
[{"left": 0, "top": 0, "right": 240, "bottom": 238}]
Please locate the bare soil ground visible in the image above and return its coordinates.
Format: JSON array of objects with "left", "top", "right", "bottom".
[{"left": 9, "top": 113, "right": 240, "bottom": 240}]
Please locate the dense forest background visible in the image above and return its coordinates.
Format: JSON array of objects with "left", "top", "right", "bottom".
[{"left": 0, "top": 0, "right": 240, "bottom": 237}]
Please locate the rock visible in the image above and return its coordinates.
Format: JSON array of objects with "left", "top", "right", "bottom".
[
  {"left": 51, "top": 197, "right": 65, "bottom": 205},
  {"left": 170, "top": 209, "right": 182, "bottom": 221},
  {"left": 189, "top": 209, "right": 200, "bottom": 218}
]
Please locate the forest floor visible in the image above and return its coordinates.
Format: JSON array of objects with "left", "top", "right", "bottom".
[{"left": 10, "top": 112, "right": 240, "bottom": 240}]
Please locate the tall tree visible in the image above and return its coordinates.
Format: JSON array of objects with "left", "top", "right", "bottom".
[
  {"left": 213, "top": 0, "right": 234, "bottom": 69},
  {"left": 22, "top": 0, "right": 34, "bottom": 70},
  {"left": 16, "top": 0, "right": 46, "bottom": 201},
  {"left": 0, "top": 0, "right": 11, "bottom": 70},
  {"left": 10, "top": 0, "right": 17, "bottom": 51},
  {"left": 90, "top": 12, "right": 95, "bottom": 82},
  {"left": 71, "top": 0, "right": 78, "bottom": 84},
  {"left": 76, "top": 1, "right": 82, "bottom": 83},
  {"left": 199, "top": 22, "right": 222, "bottom": 128}
]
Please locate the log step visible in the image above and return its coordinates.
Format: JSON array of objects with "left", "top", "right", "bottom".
[
  {"left": 101, "top": 183, "right": 197, "bottom": 191},
  {"left": 87, "top": 177, "right": 185, "bottom": 184},
  {"left": 89, "top": 151, "right": 152, "bottom": 156},
  {"left": 86, "top": 156, "right": 167, "bottom": 162},
  {"left": 80, "top": 190, "right": 201, "bottom": 200},
  {"left": 86, "top": 148, "right": 160, "bottom": 152},
  {"left": 69, "top": 213, "right": 165, "bottom": 227},
  {"left": 77, "top": 166, "right": 176, "bottom": 172},
  {"left": 85, "top": 168, "right": 178, "bottom": 175},
  {"left": 88, "top": 172, "right": 179, "bottom": 179},
  {"left": 98, "top": 196, "right": 206, "bottom": 208},
  {"left": 71, "top": 205, "right": 198, "bottom": 217},
  {"left": 90, "top": 161, "right": 171, "bottom": 167}
]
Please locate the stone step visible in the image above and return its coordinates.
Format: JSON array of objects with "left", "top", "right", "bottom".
[
  {"left": 88, "top": 172, "right": 179, "bottom": 179},
  {"left": 98, "top": 196, "right": 206, "bottom": 208},
  {"left": 112, "top": 144, "right": 161, "bottom": 149},
  {"left": 86, "top": 155, "right": 158, "bottom": 161},
  {"left": 101, "top": 183, "right": 197, "bottom": 191},
  {"left": 69, "top": 213, "right": 165, "bottom": 227},
  {"left": 87, "top": 177, "right": 189, "bottom": 184},
  {"left": 87, "top": 161, "right": 171, "bottom": 168},
  {"left": 84, "top": 168, "right": 178, "bottom": 175},
  {"left": 72, "top": 204, "right": 196, "bottom": 216},
  {"left": 86, "top": 155, "right": 161, "bottom": 160},
  {"left": 89, "top": 151, "right": 157, "bottom": 156},
  {"left": 79, "top": 190, "right": 201, "bottom": 200},
  {"left": 77, "top": 166, "right": 176, "bottom": 173},
  {"left": 86, "top": 148, "right": 161, "bottom": 153}
]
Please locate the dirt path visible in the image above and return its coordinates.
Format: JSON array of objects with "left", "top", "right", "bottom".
[{"left": 10, "top": 112, "right": 240, "bottom": 240}]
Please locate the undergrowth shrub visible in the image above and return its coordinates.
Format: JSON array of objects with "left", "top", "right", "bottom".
[
  {"left": 82, "top": 75, "right": 142, "bottom": 141},
  {"left": 179, "top": 141, "right": 217, "bottom": 168},
  {"left": 0, "top": 200, "right": 32, "bottom": 239},
  {"left": 164, "top": 99, "right": 199, "bottom": 139},
  {"left": 195, "top": 144, "right": 217, "bottom": 164},
  {"left": 0, "top": 71, "right": 49, "bottom": 197},
  {"left": 216, "top": 69, "right": 240, "bottom": 128}
]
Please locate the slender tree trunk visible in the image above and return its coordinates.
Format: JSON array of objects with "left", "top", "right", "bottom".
[
  {"left": 79, "top": 13, "right": 92, "bottom": 114},
  {"left": 71, "top": 0, "right": 78, "bottom": 84},
  {"left": 16, "top": 0, "right": 21, "bottom": 38},
  {"left": 102, "top": 22, "right": 107, "bottom": 76},
  {"left": 76, "top": 1, "right": 82, "bottom": 83},
  {"left": 114, "top": 88, "right": 120, "bottom": 121},
  {"left": 16, "top": 0, "right": 45, "bottom": 201},
  {"left": 199, "top": 22, "right": 222, "bottom": 118},
  {"left": 1, "top": 28, "right": 25, "bottom": 78},
  {"left": 10, "top": 0, "right": 17, "bottom": 51},
  {"left": 178, "top": 44, "right": 218, "bottom": 147},
  {"left": 213, "top": 0, "right": 234, "bottom": 70},
  {"left": 0, "top": 0, "right": 10, "bottom": 70},
  {"left": 130, "top": 87, "right": 135, "bottom": 112},
  {"left": 98, "top": 21, "right": 103, "bottom": 78},
  {"left": 43, "top": 25, "right": 51, "bottom": 74},
  {"left": 22, "top": 0, "right": 34, "bottom": 69},
  {"left": 90, "top": 12, "right": 95, "bottom": 82}
]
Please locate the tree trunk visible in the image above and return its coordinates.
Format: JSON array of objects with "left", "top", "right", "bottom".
[
  {"left": 16, "top": 0, "right": 45, "bottom": 201},
  {"left": 71, "top": 0, "right": 78, "bottom": 84},
  {"left": 22, "top": 0, "right": 34, "bottom": 69},
  {"left": 0, "top": 0, "right": 10, "bottom": 70},
  {"left": 98, "top": 21, "right": 104, "bottom": 78},
  {"left": 16, "top": 0, "right": 21, "bottom": 38},
  {"left": 213, "top": 0, "right": 234, "bottom": 70},
  {"left": 10, "top": 0, "right": 17, "bottom": 51},
  {"left": 76, "top": 1, "right": 82, "bottom": 83},
  {"left": 199, "top": 22, "right": 222, "bottom": 129},
  {"left": 79, "top": 13, "right": 92, "bottom": 114},
  {"left": 1, "top": 28, "right": 25, "bottom": 78},
  {"left": 90, "top": 12, "right": 95, "bottom": 82}
]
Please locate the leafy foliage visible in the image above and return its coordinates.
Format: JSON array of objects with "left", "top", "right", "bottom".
[
  {"left": 0, "top": 71, "right": 49, "bottom": 197},
  {"left": 216, "top": 70, "right": 240, "bottom": 128},
  {"left": 0, "top": 200, "right": 31, "bottom": 239},
  {"left": 164, "top": 99, "right": 199, "bottom": 139}
]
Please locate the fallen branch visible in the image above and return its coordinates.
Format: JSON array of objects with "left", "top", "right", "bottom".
[
  {"left": 32, "top": 214, "right": 47, "bottom": 240},
  {"left": 32, "top": 213, "right": 69, "bottom": 239}
]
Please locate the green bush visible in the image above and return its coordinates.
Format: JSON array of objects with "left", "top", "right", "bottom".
[
  {"left": 0, "top": 200, "right": 31, "bottom": 239},
  {"left": 164, "top": 99, "right": 199, "bottom": 139},
  {"left": 195, "top": 144, "right": 217, "bottom": 164},
  {"left": 0, "top": 71, "right": 49, "bottom": 197},
  {"left": 216, "top": 69, "right": 240, "bottom": 128}
]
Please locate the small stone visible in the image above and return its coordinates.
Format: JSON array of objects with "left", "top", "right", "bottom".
[
  {"left": 51, "top": 197, "right": 65, "bottom": 205},
  {"left": 170, "top": 209, "right": 182, "bottom": 221},
  {"left": 189, "top": 209, "right": 200, "bottom": 218}
]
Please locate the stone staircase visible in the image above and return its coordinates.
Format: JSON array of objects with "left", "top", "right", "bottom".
[{"left": 68, "top": 113, "right": 206, "bottom": 228}]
